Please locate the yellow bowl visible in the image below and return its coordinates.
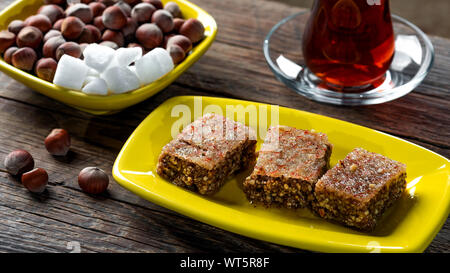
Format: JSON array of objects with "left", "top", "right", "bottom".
[
  {"left": 113, "top": 96, "right": 450, "bottom": 253},
  {"left": 0, "top": 0, "right": 217, "bottom": 115}
]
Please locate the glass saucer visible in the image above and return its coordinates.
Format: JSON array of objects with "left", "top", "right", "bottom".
[{"left": 263, "top": 11, "right": 434, "bottom": 105}]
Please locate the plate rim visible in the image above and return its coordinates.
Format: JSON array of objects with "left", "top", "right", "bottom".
[{"left": 113, "top": 95, "right": 450, "bottom": 253}]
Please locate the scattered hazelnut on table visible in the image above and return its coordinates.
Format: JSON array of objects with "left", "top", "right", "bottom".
[
  {"left": 102, "top": 6, "right": 127, "bottom": 30},
  {"left": 35, "top": 58, "right": 58, "bottom": 82},
  {"left": 21, "top": 168, "right": 48, "bottom": 193},
  {"left": 12, "top": 47, "right": 37, "bottom": 71},
  {"left": 44, "top": 128, "right": 71, "bottom": 156},
  {"left": 3, "top": 150, "right": 35, "bottom": 176},
  {"left": 78, "top": 167, "right": 109, "bottom": 194},
  {"left": 16, "top": 26, "right": 43, "bottom": 49}
]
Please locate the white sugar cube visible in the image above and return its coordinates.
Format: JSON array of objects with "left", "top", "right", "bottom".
[
  {"left": 83, "top": 76, "right": 98, "bottom": 86},
  {"left": 53, "top": 54, "right": 89, "bottom": 90},
  {"left": 83, "top": 44, "right": 116, "bottom": 72},
  {"left": 82, "top": 78, "right": 108, "bottom": 95},
  {"left": 135, "top": 48, "right": 174, "bottom": 85},
  {"left": 101, "top": 66, "right": 140, "bottom": 94},
  {"left": 115, "top": 47, "right": 142, "bottom": 67},
  {"left": 152, "top": 47, "right": 174, "bottom": 74},
  {"left": 87, "top": 68, "right": 100, "bottom": 77}
]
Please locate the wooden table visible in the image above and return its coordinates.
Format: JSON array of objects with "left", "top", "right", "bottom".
[{"left": 0, "top": 0, "right": 448, "bottom": 253}]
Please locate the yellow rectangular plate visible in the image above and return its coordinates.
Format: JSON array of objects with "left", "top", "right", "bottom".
[
  {"left": 0, "top": 0, "right": 217, "bottom": 115},
  {"left": 113, "top": 96, "right": 450, "bottom": 253}
]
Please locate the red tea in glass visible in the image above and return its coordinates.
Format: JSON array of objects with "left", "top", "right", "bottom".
[{"left": 302, "top": 0, "right": 395, "bottom": 89}]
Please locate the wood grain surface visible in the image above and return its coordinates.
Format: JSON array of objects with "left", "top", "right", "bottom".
[{"left": 0, "top": 0, "right": 448, "bottom": 253}]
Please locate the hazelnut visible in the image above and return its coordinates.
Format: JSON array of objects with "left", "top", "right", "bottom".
[
  {"left": 43, "top": 29, "right": 62, "bottom": 43},
  {"left": 44, "top": 128, "right": 71, "bottom": 156},
  {"left": 78, "top": 167, "right": 109, "bottom": 194},
  {"left": 102, "top": 29, "right": 124, "bottom": 47},
  {"left": 144, "top": 0, "right": 163, "bottom": 10},
  {"left": 53, "top": 18, "right": 64, "bottom": 31},
  {"left": 43, "top": 36, "right": 66, "bottom": 59},
  {"left": 16, "top": 26, "right": 43, "bottom": 49},
  {"left": 93, "top": 16, "right": 105, "bottom": 31},
  {"left": 89, "top": 2, "right": 106, "bottom": 17},
  {"left": 167, "top": 44, "right": 185, "bottom": 64},
  {"left": 127, "top": 42, "right": 144, "bottom": 51},
  {"left": 172, "top": 18, "right": 185, "bottom": 33},
  {"left": 179, "top": 18, "right": 204, "bottom": 43},
  {"left": 99, "top": 41, "right": 118, "bottom": 49},
  {"left": 115, "top": 1, "right": 131, "bottom": 17},
  {"left": 99, "top": 0, "right": 117, "bottom": 6},
  {"left": 8, "top": 20, "right": 25, "bottom": 35},
  {"left": 122, "top": 17, "right": 137, "bottom": 41},
  {"left": 125, "top": 0, "right": 141, "bottom": 7},
  {"left": 12, "top": 47, "right": 37, "bottom": 71},
  {"left": 164, "top": 1, "right": 181, "bottom": 18},
  {"left": 78, "top": 25, "right": 101, "bottom": 43},
  {"left": 151, "top": 10, "right": 174, "bottom": 33},
  {"left": 131, "top": 3, "right": 156, "bottom": 24},
  {"left": 44, "top": 0, "right": 65, "bottom": 5},
  {"left": 0, "top": 31, "right": 16, "bottom": 54},
  {"left": 21, "top": 168, "right": 48, "bottom": 193},
  {"left": 35, "top": 58, "right": 58, "bottom": 82},
  {"left": 3, "top": 150, "right": 34, "bottom": 176},
  {"left": 162, "top": 33, "right": 174, "bottom": 48},
  {"left": 66, "top": 3, "right": 93, "bottom": 24},
  {"left": 102, "top": 6, "right": 127, "bottom": 30},
  {"left": 3, "top": 46, "right": 18, "bottom": 64},
  {"left": 135, "top": 23, "right": 162, "bottom": 49},
  {"left": 61, "top": 16, "right": 85, "bottom": 40},
  {"left": 55, "top": 41, "right": 82, "bottom": 60},
  {"left": 38, "top": 4, "right": 65, "bottom": 24},
  {"left": 25, "top": 14, "right": 53, "bottom": 34},
  {"left": 166, "top": 34, "right": 192, "bottom": 53}
]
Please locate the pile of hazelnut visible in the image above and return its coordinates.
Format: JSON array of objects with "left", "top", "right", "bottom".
[
  {"left": 2, "top": 129, "right": 109, "bottom": 195},
  {"left": 0, "top": 0, "right": 205, "bottom": 83}
]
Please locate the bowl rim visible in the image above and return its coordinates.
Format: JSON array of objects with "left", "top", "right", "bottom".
[{"left": 0, "top": 0, "right": 218, "bottom": 111}]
